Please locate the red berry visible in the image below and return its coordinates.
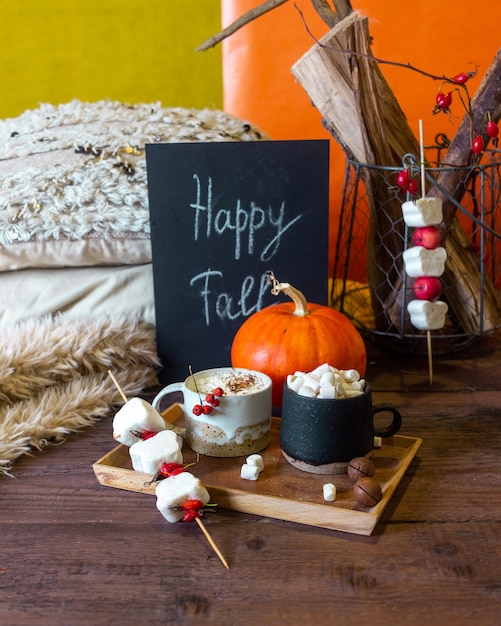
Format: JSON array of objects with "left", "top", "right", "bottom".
[
  {"left": 486, "top": 121, "right": 499, "bottom": 139},
  {"left": 205, "top": 393, "right": 215, "bottom": 404},
  {"left": 406, "top": 179, "right": 418, "bottom": 195},
  {"left": 453, "top": 72, "right": 470, "bottom": 85},
  {"left": 396, "top": 169, "right": 410, "bottom": 189},
  {"left": 202, "top": 404, "right": 213, "bottom": 415},
  {"left": 435, "top": 91, "right": 453, "bottom": 109},
  {"left": 210, "top": 398, "right": 220, "bottom": 407},
  {"left": 159, "top": 462, "right": 184, "bottom": 477},
  {"left": 181, "top": 499, "right": 204, "bottom": 511},
  {"left": 168, "top": 467, "right": 186, "bottom": 477},
  {"left": 141, "top": 430, "right": 157, "bottom": 440},
  {"left": 413, "top": 226, "right": 441, "bottom": 250},
  {"left": 413, "top": 276, "right": 442, "bottom": 301},
  {"left": 472, "top": 135, "right": 484, "bottom": 156},
  {"left": 192, "top": 404, "right": 203, "bottom": 416},
  {"left": 213, "top": 387, "right": 224, "bottom": 397},
  {"left": 182, "top": 509, "right": 200, "bottom": 522}
]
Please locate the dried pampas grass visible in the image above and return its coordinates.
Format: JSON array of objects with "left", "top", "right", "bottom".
[{"left": 0, "top": 314, "right": 160, "bottom": 475}]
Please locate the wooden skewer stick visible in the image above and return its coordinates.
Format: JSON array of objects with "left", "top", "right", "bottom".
[
  {"left": 419, "top": 119, "right": 434, "bottom": 386},
  {"left": 108, "top": 369, "right": 128, "bottom": 404},
  {"left": 195, "top": 517, "right": 230, "bottom": 570}
]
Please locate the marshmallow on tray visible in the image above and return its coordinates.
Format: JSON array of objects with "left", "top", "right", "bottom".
[
  {"left": 240, "top": 464, "right": 261, "bottom": 481},
  {"left": 323, "top": 483, "right": 337, "bottom": 502},
  {"left": 407, "top": 299, "right": 449, "bottom": 330},
  {"left": 403, "top": 246, "right": 447, "bottom": 277},
  {"left": 287, "top": 364, "right": 365, "bottom": 400},
  {"left": 155, "top": 472, "right": 210, "bottom": 523},
  {"left": 129, "top": 429, "right": 183, "bottom": 474},
  {"left": 246, "top": 454, "right": 264, "bottom": 471},
  {"left": 112, "top": 397, "right": 166, "bottom": 446},
  {"left": 402, "top": 197, "right": 443, "bottom": 227},
  {"left": 241, "top": 454, "right": 264, "bottom": 480}
]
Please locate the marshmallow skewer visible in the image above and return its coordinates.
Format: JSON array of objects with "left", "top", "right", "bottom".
[
  {"left": 156, "top": 472, "right": 230, "bottom": 569},
  {"left": 419, "top": 120, "right": 434, "bottom": 386},
  {"left": 109, "top": 372, "right": 228, "bottom": 568}
]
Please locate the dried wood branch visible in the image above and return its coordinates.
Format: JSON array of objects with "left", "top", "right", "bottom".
[
  {"left": 197, "top": 0, "right": 354, "bottom": 51},
  {"left": 196, "top": 0, "right": 290, "bottom": 51},
  {"left": 310, "top": 0, "right": 340, "bottom": 27}
]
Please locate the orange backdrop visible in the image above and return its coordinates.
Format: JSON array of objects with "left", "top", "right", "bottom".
[{"left": 221, "top": 0, "right": 500, "bottom": 277}]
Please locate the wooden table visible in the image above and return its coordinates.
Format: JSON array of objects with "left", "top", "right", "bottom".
[{"left": 1, "top": 331, "right": 500, "bottom": 626}]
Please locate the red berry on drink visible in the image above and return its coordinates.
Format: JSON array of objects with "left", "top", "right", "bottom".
[
  {"left": 205, "top": 393, "right": 215, "bottom": 404},
  {"left": 396, "top": 168, "right": 410, "bottom": 189},
  {"left": 202, "top": 404, "right": 213, "bottom": 415},
  {"left": 472, "top": 135, "right": 484, "bottom": 156},
  {"left": 486, "top": 121, "right": 499, "bottom": 139},
  {"left": 406, "top": 179, "right": 418, "bottom": 195},
  {"left": 192, "top": 404, "right": 203, "bottom": 416},
  {"left": 210, "top": 398, "right": 220, "bottom": 407},
  {"left": 213, "top": 387, "right": 224, "bottom": 397},
  {"left": 141, "top": 430, "right": 157, "bottom": 440}
]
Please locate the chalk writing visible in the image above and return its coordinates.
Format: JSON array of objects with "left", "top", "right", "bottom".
[
  {"left": 190, "top": 174, "right": 303, "bottom": 262},
  {"left": 190, "top": 269, "right": 270, "bottom": 326}
]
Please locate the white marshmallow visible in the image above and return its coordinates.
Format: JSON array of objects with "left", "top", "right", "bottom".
[
  {"left": 301, "top": 375, "right": 321, "bottom": 393},
  {"left": 340, "top": 369, "right": 360, "bottom": 383},
  {"left": 403, "top": 246, "right": 447, "bottom": 277},
  {"left": 246, "top": 454, "right": 264, "bottom": 471},
  {"left": 402, "top": 197, "right": 443, "bottom": 226},
  {"left": 318, "top": 384, "right": 337, "bottom": 399},
  {"left": 129, "top": 429, "right": 183, "bottom": 474},
  {"left": 155, "top": 471, "right": 210, "bottom": 523},
  {"left": 240, "top": 464, "right": 261, "bottom": 481},
  {"left": 319, "top": 371, "right": 336, "bottom": 386},
  {"left": 112, "top": 397, "right": 166, "bottom": 446},
  {"left": 310, "top": 363, "right": 332, "bottom": 379},
  {"left": 323, "top": 483, "right": 337, "bottom": 502},
  {"left": 287, "top": 375, "right": 304, "bottom": 394},
  {"left": 407, "top": 299, "right": 448, "bottom": 330},
  {"left": 298, "top": 385, "right": 317, "bottom": 397}
]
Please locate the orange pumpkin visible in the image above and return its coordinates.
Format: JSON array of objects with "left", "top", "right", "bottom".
[{"left": 231, "top": 272, "right": 367, "bottom": 407}]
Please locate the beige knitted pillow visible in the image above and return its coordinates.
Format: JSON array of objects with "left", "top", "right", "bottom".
[{"left": 0, "top": 100, "right": 266, "bottom": 272}]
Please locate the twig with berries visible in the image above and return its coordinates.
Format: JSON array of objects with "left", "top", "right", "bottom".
[{"left": 189, "top": 365, "right": 224, "bottom": 416}]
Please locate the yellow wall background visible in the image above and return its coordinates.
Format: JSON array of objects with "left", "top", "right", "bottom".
[{"left": 0, "top": 0, "right": 223, "bottom": 119}]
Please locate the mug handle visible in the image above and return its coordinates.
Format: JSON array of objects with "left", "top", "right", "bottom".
[
  {"left": 152, "top": 382, "right": 184, "bottom": 412},
  {"left": 372, "top": 403, "right": 402, "bottom": 438}
]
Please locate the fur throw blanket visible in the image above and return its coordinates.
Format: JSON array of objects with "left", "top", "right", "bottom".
[{"left": 0, "top": 314, "right": 160, "bottom": 476}]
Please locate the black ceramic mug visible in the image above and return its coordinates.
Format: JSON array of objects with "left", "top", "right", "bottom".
[{"left": 280, "top": 382, "right": 402, "bottom": 474}]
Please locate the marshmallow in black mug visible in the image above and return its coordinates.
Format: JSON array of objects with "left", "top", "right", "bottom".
[{"left": 280, "top": 381, "right": 401, "bottom": 474}]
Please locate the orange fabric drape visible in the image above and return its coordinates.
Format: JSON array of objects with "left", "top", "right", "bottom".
[{"left": 221, "top": 0, "right": 500, "bottom": 277}]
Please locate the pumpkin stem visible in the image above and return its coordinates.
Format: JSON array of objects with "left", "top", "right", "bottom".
[{"left": 266, "top": 271, "right": 309, "bottom": 316}]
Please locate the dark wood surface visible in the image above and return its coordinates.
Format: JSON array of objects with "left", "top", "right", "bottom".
[{"left": 1, "top": 331, "right": 500, "bottom": 626}]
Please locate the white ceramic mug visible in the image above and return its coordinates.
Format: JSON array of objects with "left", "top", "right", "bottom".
[{"left": 152, "top": 367, "right": 272, "bottom": 457}]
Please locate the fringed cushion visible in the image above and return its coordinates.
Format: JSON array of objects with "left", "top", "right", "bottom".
[{"left": 0, "top": 99, "right": 266, "bottom": 272}]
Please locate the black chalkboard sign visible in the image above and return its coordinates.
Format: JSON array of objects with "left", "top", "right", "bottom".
[{"left": 146, "top": 139, "right": 329, "bottom": 383}]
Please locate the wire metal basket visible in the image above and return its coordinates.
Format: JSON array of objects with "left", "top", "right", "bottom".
[{"left": 332, "top": 143, "right": 501, "bottom": 354}]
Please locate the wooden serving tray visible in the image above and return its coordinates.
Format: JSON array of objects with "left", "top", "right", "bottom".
[{"left": 93, "top": 403, "right": 422, "bottom": 536}]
